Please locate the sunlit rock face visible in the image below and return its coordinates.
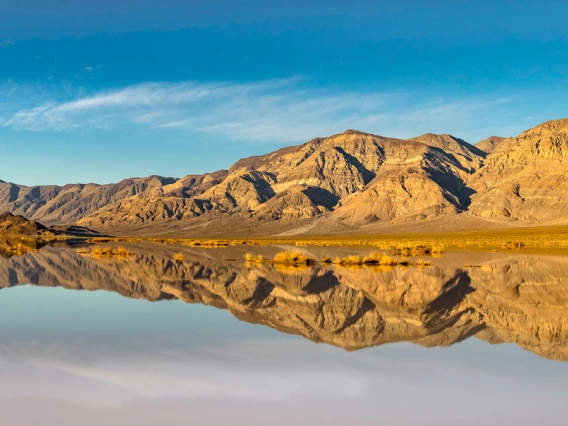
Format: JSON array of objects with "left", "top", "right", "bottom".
[
  {"left": 0, "top": 244, "right": 567, "bottom": 361},
  {"left": 468, "top": 119, "right": 568, "bottom": 223},
  {"left": 475, "top": 136, "right": 507, "bottom": 154}
]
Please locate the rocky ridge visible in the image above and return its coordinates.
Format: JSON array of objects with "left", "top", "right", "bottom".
[
  {"left": 0, "top": 212, "right": 50, "bottom": 236},
  {"left": 1, "top": 118, "right": 568, "bottom": 235}
]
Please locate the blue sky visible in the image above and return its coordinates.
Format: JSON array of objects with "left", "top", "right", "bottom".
[{"left": 1, "top": 0, "right": 567, "bottom": 185}]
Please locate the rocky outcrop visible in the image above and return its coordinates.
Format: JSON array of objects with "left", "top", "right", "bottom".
[{"left": 0, "top": 212, "right": 49, "bottom": 236}]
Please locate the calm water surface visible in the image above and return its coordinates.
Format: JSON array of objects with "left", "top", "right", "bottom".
[{"left": 0, "top": 243, "right": 567, "bottom": 426}]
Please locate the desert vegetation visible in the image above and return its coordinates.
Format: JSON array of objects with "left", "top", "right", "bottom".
[
  {"left": 85, "top": 227, "right": 568, "bottom": 250},
  {"left": 243, "top": 250, "right": 432, "bottom": 269},
  {"left": 273, "top": 250, "right": 316, "bottom": 265},
  {"left": 392, "top": 244, "right": 445, "bottom": 257},
  {"left": 18, "top": 233, "right": 69, "bottom": 242},
  {"left": 7, "top": 242, "right": 39, "bottom": 255},
  {"left": 87, "top": 237, "right": 143, "bottom": 243},
  {"left": 72, "top": 223, "right": 568, "bottom": 255},
  {"left": 87, "top": 246, "right": 136, "bottom": 257},
  {"left": 331, "top": 251, "right": 432, "bottom": 267},
  {"left": 244, "top": 252, "right": 265, "bottom": 264},
  {"left": 332, "top": 253, "right": 398, "bottom": 266},
  {"left": 502, "top": 241, "right": 525, "bottom": 249},
  {"left": 275, "top": 264, "right": 314, "bottom": 274},
  {"left": 173, "top": 252, "right": 185, "bottom": 261},
  {"left": 184, "top": 239, "right": 235, "bottom": 247}
]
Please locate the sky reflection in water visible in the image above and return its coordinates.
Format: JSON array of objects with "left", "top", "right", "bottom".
[{"left": 0, "top": 244, "right": 567, "bottom": 426}]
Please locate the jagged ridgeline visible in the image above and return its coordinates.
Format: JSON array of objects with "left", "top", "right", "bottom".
[{"left": 1, "top": 118, "right": 568, "bottom": 236}]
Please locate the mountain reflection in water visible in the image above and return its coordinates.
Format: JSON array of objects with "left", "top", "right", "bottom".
[{"left": 0, "top": 243, "right": 567, "bottom": 361}]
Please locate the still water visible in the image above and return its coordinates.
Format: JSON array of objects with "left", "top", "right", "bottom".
[{"left": 0, "top": 243, "right": 567, "bottom": 426}]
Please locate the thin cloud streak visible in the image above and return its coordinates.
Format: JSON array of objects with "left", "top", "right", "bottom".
[
  {"left": 0, "top": 339, "right": 365, "bottom": 404},
  {"left": 0, "top": 78, "right": 514, "bottom": 143}
]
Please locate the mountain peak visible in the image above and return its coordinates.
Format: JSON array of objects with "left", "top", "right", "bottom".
[
  {"left": 409, "top": 133, "right": 486, "bottom": 158},
  {"left": 0, "top": 211, "right": 49, "bottom": 236},
  {"left": 534, "top": 118, "right": 568, "bottom": 131},
  {"left": 475, "top": 136, "right": 507, "bottom": 154},
  {"left": 342, "top": 129, "right": 375, "bottom": 136}
]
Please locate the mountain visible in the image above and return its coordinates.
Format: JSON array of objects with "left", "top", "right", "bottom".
[
  {"left": 475, "top": 136, "right": 507, "bottom": 154},
  {"left": 0, "top": 212, "right": 50, "bottom": 236},
  {"left": 72, "top": 129, "right": 490, "bottom": 234},
  {"left": 328, "top": 133, "right": 483, "bottom": 225},
  {"left": 0, "top": 175, "right": 177, "bottom": 225},
  {"left": 468, "top": 119, "right": 568, "bottom": 223},
  {"left": 1, "top": 118, "right": 568, "bottom": 236}
]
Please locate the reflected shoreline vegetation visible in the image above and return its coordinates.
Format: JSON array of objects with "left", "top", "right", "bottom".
[{"left": 1, "top": 242, "right": 567, "bottom": 361}]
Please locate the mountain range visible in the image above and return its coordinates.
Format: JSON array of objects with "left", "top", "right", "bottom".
[{"left": 2, "top": 118, "right": 568, "bottom": 237}]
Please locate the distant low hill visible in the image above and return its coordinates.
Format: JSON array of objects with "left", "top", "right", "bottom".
[
  {"left": 1, "top": 118, "right": 568, "bottom": 237},
  {"left": 0, "top": 212, "right": 102, "bottom": 238},
  {"left": 0, "top": 212, "right": 51, "bottom": 236}
]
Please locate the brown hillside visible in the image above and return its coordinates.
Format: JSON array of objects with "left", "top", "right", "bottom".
[
  {"left": 475, "top": 136, "right": 507, "bottom": 154},
  {"left": 0, "top": 212, "right": 49, "bottom": 236},
  {"left": 468, "top": 119, "right": 568, "bottom": 223}
]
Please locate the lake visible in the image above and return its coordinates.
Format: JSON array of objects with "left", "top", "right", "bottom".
[{"left": 0, "top": 243, "right": 567, "bottom": 425}]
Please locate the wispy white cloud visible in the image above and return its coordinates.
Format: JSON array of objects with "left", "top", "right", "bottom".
[
  {"left": 83, "top": 65, "right": 102, "bottom": 72},
  {"left": 0, "top": 39, "right": 12, "bottom": 47},
  {"left": 0, "top": 78, "right": 515, "bottom": 142},
  {"left": 0, "top": 338, "right": 366, "bottom": 405}
]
